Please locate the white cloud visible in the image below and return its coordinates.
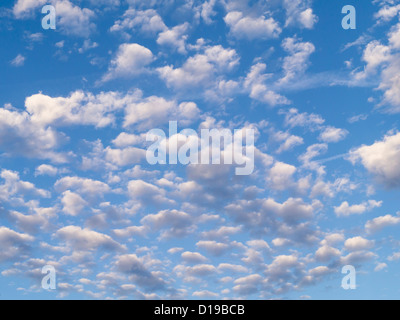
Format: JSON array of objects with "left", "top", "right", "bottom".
[
  {"left": 244, "top": 63, "right": 290, "bottom": 106},
  {"left": 124, "top": 96, "right": 200, "bottom": 130},
  {"left": 0, "top": 107, "right": 65, "bottom": 162},
  {"left": 10, "top": 54, "right": 25, "bottom": 67},
  {"left": 0, "top": 227, "right": 34, "bottom": 262},
  {"left": 374, "top": 262, "right": 388, "bottom": 272},
  {"left": 350, "top": 132, "right": 400, "bottom": 188},
  {"left": 14, "top": 0, "right": 97, "bottom": 37},
  {"left": 110, "top": 9, "right": 167, "bottom": 35},
  {"left": 192, "top": 290, "right": 219, "bottom": 298},
  {"left": 263, "top": 197, "right": 319, "bottom": 224},
  {"left": 141, "top": 209, "right": 193, "bottom": 238},
  {"left": 315, "top": 246, "right": 341, "bottom": 262},
  {"left": 196, "top": 241, "right": 230, "bottom": 256},
  {"left": 365, "top": 214, "right": 400, "bottom": 234},
  {"left": 157, "top": 23, "right": 189, "bottom": 54},
  {"left": 319, "top": 127, "right": 349, "bottom": 143},
  {"left": 233, "top": 274, "right": 264, "bottom": 295},
  {"left": 267, "top": 162, "right": 297, "bottom": 191},
  {"left": 55, "top": 176, "right": 111, "bottom": 196},
  {"left": 281, "top": 108, "right": 325, "bottom": 129},
  {"left": 284, "top": 0, "right": 318, "bottom": 29},
  {"left": 102, "top": 43, "right": 154, "bottom": 82},
  {"left": 56, "top": 226, "right": 125, "bottom": 251},
  {"left": 0, "top": 170, "right": 50, "bottom": 200},
  {"left": 335, "top": 200, "right": 383, "bottom": 216},
  {"left": 13, "top": 0, "right": 47, "bottom": 18},
  {"left": 112, "top": 133, "right": 144, "bottom": 148},
  {"left": 334, "top": 200, "right": 382, "bottom": 217},
  {"left": 200, "top": 0, "right": 217, "bottom": 24},
  {"left": 279, "top": 37, "right": 315, "bottom": 85},
  {"left": 114, "top": 254, "right": 166, "bottom": 291},
  {"left": 105, "top": 147, "right": 146, "bottom": 166},
  {"left": 374, "top": 3, "right": 400, "bottom": 23},
  {"left": 224, "top": 11, "right": 281, "bottom": 40},
  {"left": 54, "top": 0, "right": 96, "bottom": 37},
  {"left": 157, "top": 45, "right": 239, "bottom": 90},
  {"left": 181, "top": 252, "right": 208, "bottom": 264},
  {"left": 273, "top": 131, "right": 304, "bottom": 153},
  {"left": 344, "top": 236, "right": 374, "bottom": 251},
  {"left": 25, "top": 91, "right": 131, "bottom": 128},
  {"left": 61, "top": 191, "right": 88, "bottom": 216},
  {"left": 35, "top": 164, "right": 58, "bottom": 177}
]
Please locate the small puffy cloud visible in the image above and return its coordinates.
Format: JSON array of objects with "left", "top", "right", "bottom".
[
  {"left": 224, "top": 11, "right": 281, "bottom": 40},
  {"left": 341, "top": 251, "right": 377, "bottom": 265},
  {"left": 13, "top": 0, "right": 47, "bottom": 18},
  {"left": 14, "top": 0, "right": 96, "bottom": 37},
  {"left": 192, "top": 290, "right": 219, "bottom": 298},
  {"left": 196, "top": 241, "right": 230, "bottom": 256},
  {"left": 124, "top": 95, "right": 199, "bottom": 130},
  {"left": 266, "top": 254, "right": 301, "bottom": 281},
  {"left": 200, "top": 0, "right": 217, "bottom": 24},
  {"left": 0, "top": 169, "right": 50, "bottom": 199},
  {"left": 56, "top": 226, "right": 125, "bottom": 251},
  {"left": 246, "top": 240, "right": 270, "bottom": 251},
  {"left": 315, "top": 246, "right": 341, "bottom": 262},
  {"left": 112, "top": 133, "right": 143, "bottom": 148},
  {"left": 174, "top": 264, "right": 217, "bottom": 278},
  {"left": 157, "top": 23, "right": 189, "bottom": 54},
  {"left": 55, "top": 176, "right": 111, "bottom": 196},
  {"left": 233, "top": 274, "right": 264, "bottom": 295},
  {"left": 101, "top": 43, "right": 154, "bottom": 82},
  {"left": 105, "top": 147, "right": 145, "bottom": 167},
  {"left": 334, "top": 200, "right": 382, "bottom": 217},
  {"left": 273, "top": 131, "right": 304, "bottom": 153},
  {"left": 309, "top": 266, "right": 332, "bottom": 277},
  {"left": 263, "top": 197, "right": 318, "bottom": 224},
  {"left": 157, "top": 45, "right": 239, "bottom": 91},
  {"left": 10, "top": 54, "right": 25, "bottom": 67},
  {"left": 244, "top": 63, "right": 290, "bottom": 106},
  {"left": 365, "top": 214, "right": 400, "bottom": 234},
  {"left": 53, "top": 0, "right": 96, "bottom": 37},
  {"left": 374, "top": 4, "right": 400, "bottom": 23},
  {"left": 218, "top": 263, "right": 248, "bottom": 273},
  {"left": 61, "top": 191, "right": 88, "bottom": 216},
  {"left": 35, "top": 164, "right": 58, "bottom": 177},
  {"left": 281, "top": 108, "right": 325, "bottom": 129},
  {"left": 181, "top": 252, "right": 208, "bottom": 264},
  {"left": 267, "top": 162, "right": 297, "bottom": 191},
  {"left": 110, "top": 9, "right": 167, "bottom": 35},
  {"left": 319, "top": 127, "right": 349, "bottom": 143},
  {"left": 128, "top": 180, "right": 173, "bottom": 207},
  {"left": 388, "top": 252, "right": 400, "bottom": 261},
  {"left": 349, "top": 132, "right": 400, "bottom": 188},
  {"left": 374, "top": 263, "right": 388, "bottom": 272},
  {"left": 25, "top": 90, "right": 131, "bottom": 128},
  {"left": 284, "top": 0, "right": 318, "bottom": 29},
  {"left": 0, "top": 227, "right": 34, "bottom": 262},
  {"left": 141, "top": 209, "right": 192, "bottom": 238},
  {"left": 344, "top": 236, "right": 374, "bottom": 252},
  {"left": 114, "top": 254, "right": 166, "bottom": 291},
  {"left": 320, "top": 233, "right": 345, "bottom": 246},
  {"left": 279, "top": 37, "right": 315, "bottom": 85},
  {"left": 10, "top": 208, "right": 56, "bottom": 234}
]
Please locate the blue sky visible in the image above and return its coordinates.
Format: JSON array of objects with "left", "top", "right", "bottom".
[{"left": 0, "top": 0, "right": 400, "bottom": 300}]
